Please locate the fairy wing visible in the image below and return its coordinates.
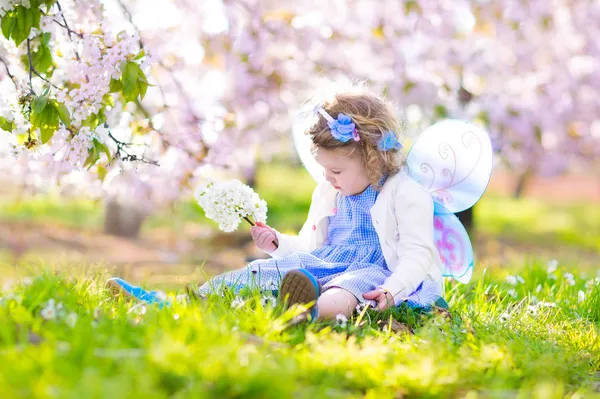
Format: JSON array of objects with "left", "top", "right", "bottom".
[
  {"left": 406, "top": 120, "right": 493, "bottom": 213},
  {"left": 292, "top": 108, "right": 325, "bottom": 184},
  {"left": 433, "top": 202, "right": 474, "bottom": 283},
  {"left": 406, "top": 119, "right": 492, "bottom": 282}
]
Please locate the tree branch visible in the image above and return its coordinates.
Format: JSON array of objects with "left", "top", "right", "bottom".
[
  {"left": 26, "top": 39, "right": 34, "bottom": 94},
  {"left": 55, "top": 2, "right": 84, "bottom": 40},
  {"left": 115, "top": 0, "right": 209, "bottom": 159},
  {"left": 107, "top": 130, "right": 159, "bottom": 166},
  {"left": 26, "top": 38, "right": 61, "bottom": 92},
  {"left": 0, "top": 55, "right": 18, "bottom": 89}
]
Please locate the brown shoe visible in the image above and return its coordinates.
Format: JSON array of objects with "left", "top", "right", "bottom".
[{"left": 279, "top": 269, "right": 322, "bottom": 320}]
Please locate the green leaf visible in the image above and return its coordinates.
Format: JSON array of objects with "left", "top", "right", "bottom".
[
  {"left": 31, "top": 8, "right": 41, "bottom": 29},
  {"left": 83, "top": 144, "right": 99, "bottom": 169},
  {"left": 11, "top": 24, "right": 29, "bottom": 46},
  {"left": 12, "top": 6, "right": 32, "bottom": 46},
  {"left": 32, "top": 45, "right": 53, "bottom": 73},
  {"left": 122, "top": 61, "right": 140, "bottom": 102},
  {"left": 1, "top": 13, "right": 16, "bottom": 40},
  {"left": 31, "top": 95, "right": 47, "bottom": 115},
  {"left": 95, "top": 139, "right": 111, "bottom": 161},
  {"left": 40, "top": 32, "right": 51, "bottom": 46},
  {"left": 109, "top": 78, "right": 122, "bottom": 93},
  {"left": 23, "top": 7, "right": 33, "bottom": 34},
  {"left": 139, "top": 81, "right": 148, "bottom": 100},
  {"left": 133, "top": 50, "right": 145, "bottom": 60},
  {"left": 55, "top": 102, "right": 70, "bottom": 126},
  {"left": 0, "top": 116, "right": 15, "bottom": 132},
  {"left": 39, "top": 105, "right": 59, "bottom": 144},
  {"left": 16, "top": 7, "right": 26, "bottom": 31},
  {"left": 97, "top": 165, "right": 107, "bottom": 181},
  {"left": 434, "top": 104, "right": 448, "bottom": 119}
]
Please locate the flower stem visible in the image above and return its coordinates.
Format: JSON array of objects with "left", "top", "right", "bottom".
[{"left": 243, "top": 216, "right": 255, "bottom": 226}]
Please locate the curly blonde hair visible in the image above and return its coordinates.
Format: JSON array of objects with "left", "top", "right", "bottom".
[{"left": 306, "top": 86, "right": 404, "bottom": 190}]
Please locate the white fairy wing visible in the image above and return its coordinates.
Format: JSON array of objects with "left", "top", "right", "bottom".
[
  {"left": 433, "top": 202, "right": 474, "bottom": 283},
  {"left": 292, "top": 108, "right": 325, "bottom": 184},
  {"left": 406, "top": 120, "right": 493, "bottom": 213}
]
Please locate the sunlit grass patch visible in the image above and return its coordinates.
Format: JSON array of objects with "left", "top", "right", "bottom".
[{"left": 0, "top": 260, "right": 599, "bottom": 398}]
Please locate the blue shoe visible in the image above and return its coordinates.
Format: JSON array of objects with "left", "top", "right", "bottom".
[
  {"left": 105, "top": 277, "right": 167, "bottom": 306},
  {"left": 278, "top": 269, "right": 322, "bottom": 321}
]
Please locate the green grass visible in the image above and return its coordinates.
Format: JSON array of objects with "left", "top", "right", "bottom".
[
  {"left": 0, "top": 261, "right": 599, "bottom": 398},
  {"left": 476, "top": 195, "right": 600, "bottom": 253},
  {"left": 1, "top": 164, "right": 598, "bottom": 256},
  {"left": 0, "top": 196, "right": 103, "bottom": 229}
]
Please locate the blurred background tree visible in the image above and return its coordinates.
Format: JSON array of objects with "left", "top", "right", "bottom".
[{"left": 0, "top": 0, "right": 598, "bottom": 237}]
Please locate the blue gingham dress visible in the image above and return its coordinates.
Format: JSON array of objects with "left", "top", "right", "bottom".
[{"left": 198, "top": 184, "right": 442, "bottom": 308}]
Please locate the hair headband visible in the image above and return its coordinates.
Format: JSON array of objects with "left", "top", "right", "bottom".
[{"left": 313, "top": 105, "right": 402, "bottom": 151}]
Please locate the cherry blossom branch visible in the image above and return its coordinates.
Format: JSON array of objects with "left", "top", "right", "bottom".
[
  {"left": 107, "top": 130, "right": 159, "bottom": 166},
  {"left": 0, "top": 55, "right": 17, "bottom": 89},
  {"left": 115, "top": 0, "right": 210, "bottom": 158},
  {"left": 26, "top": 39, "right": 34, "bottom": 94},
  {"left": 26, "top": 38, "right": 61, "bottom": 92},
  {"left": 55, "top": 2, "right": 84, "bottom": 40}
]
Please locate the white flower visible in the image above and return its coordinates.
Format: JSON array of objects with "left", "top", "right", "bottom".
[
  {"left": 578, "top": 290, "right": 585, "bottom": 303},
  {"left": 530, "top": 296, "right": 538, "bottom": 305},
  {"left": 128, "top": 303, "right": 147, "bottom": 315},
  {"left": 564, "top": 273, "right": 575, "bottom": 286},
  {"left": 22, "top": 277, "right": 32, "bottom": 286},
  {"left": 548, "top": 274, "right": 558, "bottom": 281},
  {"left": 547, "top": 259, "right": 558, "bottom": 273},
  {"left": 527, "top": 305, "right": 538, "bottom": 316},
  {"left": 231, "top": 297, "right": 245, "bottom": 309},
  {"left": 40, "top": 300, "right": 57, "bottom": 320},
  {"left": 506, "top": 275, "right": 518, "bottom": 285},
  {"left": 336, "top": 314, "right": 348, "bottom": 327},
  {"left": 506, "top": 275, "right": 524, "bottom": 285},
  {"left": 537, "top": 301, "right": 557, "bottom": 308},
  {"left": 585, "top": 277, "right": 600, "bottom": 290},
  {"left": 66, "top": 313, "right": 77, "bottom": 328},
  {"left": 536, "top": 284, "right": 542, "bottom": 293},
  {"left": 194, "top": 179, "right": 268, "bottom": 233},
  {"left": 499, "top": 312, "right": 510, "bottom": 323},
  {"left": 93, "top": 307, "right": 101, "bottom": 319},
  {"left": 260, "top": 295, "right": 276, "bottom": 308},
  {"left": 173, "top": 313, "right": 180, "bottom": 320},
  {"left": 507, "top": 289, "right": 517, "bottom": 298},
  {"left": 355, "top": 303, "right": 368, "bottom": 313}
]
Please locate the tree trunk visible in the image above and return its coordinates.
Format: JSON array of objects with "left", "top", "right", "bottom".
[
  {"left": 103, "top": 197, "right": 147, "bottom": 239},
  {"left": 455, "top": 206, "right": 473, "bottom": 234},
  {"left": 513, "top": 170, "right": 532, "bottom": 199}
]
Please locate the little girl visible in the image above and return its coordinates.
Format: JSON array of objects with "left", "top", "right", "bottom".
[{"left": 107, "top": 87, "right": 446, "bottom": 321}]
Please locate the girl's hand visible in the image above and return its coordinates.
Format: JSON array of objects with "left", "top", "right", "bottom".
[
  {"left": 250, "top": 221, "right": 279, "bottom": 252},
  {"left": 362, "top": 288, "right": 395, "bottom": 311}
]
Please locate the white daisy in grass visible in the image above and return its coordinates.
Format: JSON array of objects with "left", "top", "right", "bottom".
[
  {"left": 336, "top": 314, "right": 348, "bottom": 327},
  {"left": 40, "top": 299, "right": 57, "bottom": 320},
  {"left": 564, "top": 273, "right": 575, "bottom": 286},
  {"left": 231, "top": 297, "right": 245, "bottom": 309},
  {"left": 547, "top": 259, "right": 559, "bottom": 273},
  {"left": 66, "top": 313, "right": 77, "bottom": 328}
]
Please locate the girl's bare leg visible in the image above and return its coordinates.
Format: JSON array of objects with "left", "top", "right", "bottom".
[{"left": 316, "top": 287, "right": 359, "bottom": 320}]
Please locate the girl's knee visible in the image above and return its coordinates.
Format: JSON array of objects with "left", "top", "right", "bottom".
[{"left": 317, "top": 288, "right": 359, "bottom": 320}]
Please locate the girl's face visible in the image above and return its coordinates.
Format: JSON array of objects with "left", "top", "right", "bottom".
[{"left": 315, "top": 147, "right": 371, "bottom": 196}]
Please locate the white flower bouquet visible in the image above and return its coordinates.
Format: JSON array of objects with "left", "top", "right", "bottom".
[{"left": 194, "top": 179, "right": 268, "bottom": 233}]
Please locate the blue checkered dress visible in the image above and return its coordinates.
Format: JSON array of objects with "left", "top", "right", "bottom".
[{"left": 198, "top": 184, "right": 442, "bottom": 308}]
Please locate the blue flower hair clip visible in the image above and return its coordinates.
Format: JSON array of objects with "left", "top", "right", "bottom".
[
  {"left": 314, "top": 105, "right": 360, "bottom": 143},
  {"left": 378, "top": 131, "right": 402, "bottom": 151}
]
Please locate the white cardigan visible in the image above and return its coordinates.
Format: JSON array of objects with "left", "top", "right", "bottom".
[{"left": 266, "top": 171, "right": 444, "bottom": 304}]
